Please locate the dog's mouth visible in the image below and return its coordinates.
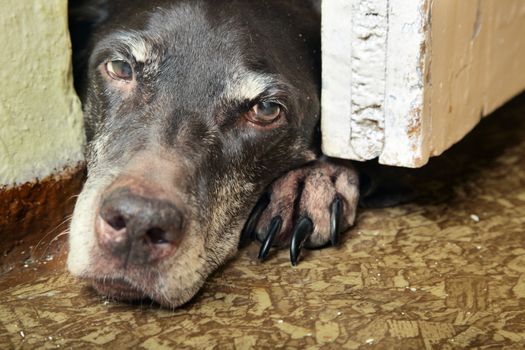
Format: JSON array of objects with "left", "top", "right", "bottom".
[{"left": 90, "top": 278, "right": 146, "bottom": 301}]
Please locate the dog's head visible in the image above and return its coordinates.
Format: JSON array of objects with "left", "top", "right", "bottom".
[{"left": 68, "top": 0, "right": 320, "bottom": 308}]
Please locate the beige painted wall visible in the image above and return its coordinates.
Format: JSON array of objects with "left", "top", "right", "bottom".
[{"left": 0, "top": 0, "right": 84, "bottom": 186}]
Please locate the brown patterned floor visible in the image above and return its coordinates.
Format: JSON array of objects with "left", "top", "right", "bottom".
[{"left": 1, "top": 94, "right": 525, "bottom": 349}]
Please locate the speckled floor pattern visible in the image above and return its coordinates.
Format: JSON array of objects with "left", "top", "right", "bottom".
[{"left": 2, "top": 94, "right": 525, "bottom": 349}]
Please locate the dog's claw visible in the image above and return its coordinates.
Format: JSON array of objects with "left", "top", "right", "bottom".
[
  {"left": 241, "top": 194, "right": 270, "bottom": 242},
  {"left": 330, "top": 197, "right": 343, "bottom": 246},
  {"left": 251, "top": 160, "right": 359, "bottom": 264},
  {"left": 290, "top": 217, "right": 314, "bottom": 266},
  {"left": 258, "top": 216, "right": 282, "bottom": 261}
]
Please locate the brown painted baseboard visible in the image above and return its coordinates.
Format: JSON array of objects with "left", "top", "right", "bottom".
[{"left": 0, "top": 164, "right": 86, "bottom": 255}]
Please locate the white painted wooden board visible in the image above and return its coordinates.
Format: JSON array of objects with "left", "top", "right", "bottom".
[{"left": 321, "top": 0, "right": 525, "bottom": 168}]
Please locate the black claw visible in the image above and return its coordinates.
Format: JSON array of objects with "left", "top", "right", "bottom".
[
  {"left": 258, "top": 216, "right": 282, "bottom": 261},
  {"left": 330, "top": 197, "right": 343, "bottom": 246},
  {"left": 240, "top": 194, "right": 270, "bottom": 244},
  {"left": 290, "top": 217, "right": 314, "bottom": 266}
]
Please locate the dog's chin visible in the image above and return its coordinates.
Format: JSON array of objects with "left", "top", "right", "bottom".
[
  {"left": 91, "top": 278, "right": 146, "bottom": 302},
  {"left": 88, "top": 276, "right": 203, "bottom": 308},
  {"left": 70, "top": 249, "right": 210, "bottom": 309}
]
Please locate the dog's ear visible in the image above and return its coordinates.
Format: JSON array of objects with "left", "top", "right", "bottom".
[{"left": 69, "top": 0, "right": 109, "bottom": 97}]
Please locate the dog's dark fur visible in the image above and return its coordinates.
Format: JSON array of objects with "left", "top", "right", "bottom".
[{"left": 69, "top": 0, "right": 359, "bottom": 308}]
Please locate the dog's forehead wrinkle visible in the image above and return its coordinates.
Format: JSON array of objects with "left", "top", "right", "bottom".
[
  {"left": 140, "top": 5, "right": 251, "bottom": 91},
  {"left": 146, "top": 2, "right": 238, "bottom": 46}
]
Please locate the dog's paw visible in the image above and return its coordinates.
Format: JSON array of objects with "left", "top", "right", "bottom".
[{"left": 242, "top": 160, "right": 359, "bottom": 265}]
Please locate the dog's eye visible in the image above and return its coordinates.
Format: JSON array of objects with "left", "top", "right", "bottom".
[
  {"left": 245, "top": 101, "right": 282, "bottom": 125},
  {"left": 106, "top": 60, "right": 133, "bottom": 81}
]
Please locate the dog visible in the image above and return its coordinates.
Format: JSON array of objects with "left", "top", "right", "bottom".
[{"left": 68, "top": 0, "right": 359, "bottom": 308}]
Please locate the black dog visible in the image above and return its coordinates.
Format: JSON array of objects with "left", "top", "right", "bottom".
[{"left": 68, "top": 0, "right": 359, "bottom": 308}]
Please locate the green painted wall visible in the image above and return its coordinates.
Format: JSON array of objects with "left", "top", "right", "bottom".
[{"left": 0, "top": 0, "right": 85, "bottom": 186}]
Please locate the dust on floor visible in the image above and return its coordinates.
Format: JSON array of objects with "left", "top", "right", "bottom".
[{"left": 1, "top": 94, "right": 525, "bottom": 349}]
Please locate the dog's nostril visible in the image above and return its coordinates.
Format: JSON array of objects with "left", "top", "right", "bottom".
[
  {"left": 146, "top": 227, "right": 170, "bottom": 245},
  {"left": 107, "top": 215, "right": 126, "bottom": 231}
]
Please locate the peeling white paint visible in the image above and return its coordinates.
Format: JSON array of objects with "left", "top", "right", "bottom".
[
  {"left": 380, "top": 0, "right": 429, "bottom": 167},
  {"left": 322, "top": 0, "right": 525, "bottom": 168},
  {"left": 322, "top": 0, "right": 428, "bottom": 167},
  {"left": 349, "top": 0, "right": 388, "bottom": 160},
  {"left": 322, "top": 0, "right": 389, "bottom": 161}
]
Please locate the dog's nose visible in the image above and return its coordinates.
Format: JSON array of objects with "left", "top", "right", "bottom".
[{"left": 96, "top": 188, "right": 185, "bottom": 265}]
